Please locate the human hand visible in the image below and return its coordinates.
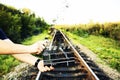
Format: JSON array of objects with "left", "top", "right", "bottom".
[
  {"left": 40, "top": 40, "right": 49, "bottom": 47},
  {"left": 29, "top": 41, "right": 45, "bottom": 54},
  {"left": 29, "top": 40, "right": 50, "bottom": 54},
  {"left": 37, "top": 60, "right": 54, "bottom": 72}
]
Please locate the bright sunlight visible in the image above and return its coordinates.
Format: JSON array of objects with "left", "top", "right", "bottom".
[{"left": 0, "top": 0, "right": 120, "bottom": 24}]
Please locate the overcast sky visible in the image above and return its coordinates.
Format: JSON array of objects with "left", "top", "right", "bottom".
[{"left": 0, "top": 0, "right": 120, "bottom": 24}]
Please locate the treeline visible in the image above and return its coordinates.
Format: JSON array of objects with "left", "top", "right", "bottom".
[
  {"left": 0, "top": 3, "right": 49, "bottom": 43},
  {"left": 56, "top": 22, "right": 120, "bottom": 40}
]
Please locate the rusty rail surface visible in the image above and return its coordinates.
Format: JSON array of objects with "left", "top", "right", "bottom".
[{"left": 35, "top": 29, "right": 110, "bottom": 80}]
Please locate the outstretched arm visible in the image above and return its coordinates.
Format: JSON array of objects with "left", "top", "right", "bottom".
[
  {"left": 3, "top": 39, "right": 54, "bottom": 72},
  {"left": 0, "top": 39, "right": 44, "bottom": 54}
]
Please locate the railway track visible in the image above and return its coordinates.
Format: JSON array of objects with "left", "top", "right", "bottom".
[{"left": 35, "top": 29, "right": 110, "bottom": 80}]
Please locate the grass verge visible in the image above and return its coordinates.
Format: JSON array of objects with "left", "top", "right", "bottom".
[{"left": 65, "top": 31, "right": 120, "bottom": 72}]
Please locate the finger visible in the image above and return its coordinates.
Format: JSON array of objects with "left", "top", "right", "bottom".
[
  {"left": 42, "top": 40, "right": 49, "bottom": 46},
  {"left": 50, "top": 66, "right": 54, "bottom": 70},
  {"left": 45, "top": 66, "right": 51, "bottom": 71},
  {"left": 43, "top": 67, "right": 47, "bottom": 72},
  {"left": 43, "top": 43, "right": 46, "bottom": 47},
  {"left": 39, "top": 67, "right": 45, "bottom": 72},
  {"left": 37, "top": 45, "right": 45, "bottom": 54},
  {"left": 40, "top": 45, "right": 45, "bottom": 49},
  {"left": 36, "top": 48, "right": 41, "bottom": 54},
  {"left": 40, "top": 69, "right": 43, "bottom": 72}
]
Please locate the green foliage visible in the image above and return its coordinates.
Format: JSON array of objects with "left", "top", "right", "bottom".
[
  {"left": 0, "top": 3, "right": 50, "bottom": 43},
  {"left": 22, "top": 31, "right": 48, "bottom": 45},
  {"left": 66, "top": 32, "right": 120, "bottom": 72},
  {"left": 55, "top": 22, "right": 120, "bottom": 40},
  {"left": 0, "top": 55, "right": 20, "bottom": 77},
  {"left": 72, "top": 29, "right": 88, "bottom": 37},
  {"left": 20, "top": 14, "right": 35, "bottom": 38}
]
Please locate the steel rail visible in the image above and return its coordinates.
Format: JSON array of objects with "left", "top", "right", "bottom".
[
  {"left": 36, "top": 29, "right": 100, "bottom": 80},
  {"left": 60, "top": 30, "right": 99, "bottom": 80}
]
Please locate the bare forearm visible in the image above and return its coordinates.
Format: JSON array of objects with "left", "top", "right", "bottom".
[
  {"left": 0, "top": 39, "right": 37, "bottom": 54},
  {"left": 9, "top": 43, "right": 33, "bottom": 54},
  {"left": 12, "top": 54, "right": 39, "bottom": 65}
]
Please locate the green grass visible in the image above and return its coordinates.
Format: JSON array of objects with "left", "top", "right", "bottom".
[
  {"left": 0, "top": 31, "right": 48, "bottom": 77},
  {"left": 0, "top": 55, "right": 20, "bottom": 77},
  {"left": 22, "top": 31, "right": 49, "bottom": 45},
  {"left": 66, "top": 31, "right": 120, "bottom": 72}
]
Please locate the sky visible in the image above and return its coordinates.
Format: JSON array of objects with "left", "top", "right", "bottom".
[{"left": 0, "top": 0, "right": 120, "bottom": 24}]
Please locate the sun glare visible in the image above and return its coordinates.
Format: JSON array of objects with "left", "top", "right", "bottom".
[{"left": 0, "top": 0, "right": 120, "bottom": 24}]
